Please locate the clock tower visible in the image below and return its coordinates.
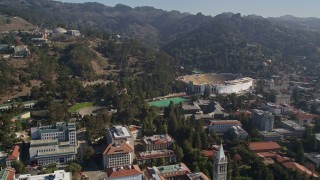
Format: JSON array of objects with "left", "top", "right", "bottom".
[{"left": 213, "top": 144, "right": 228, "bottom": 180}]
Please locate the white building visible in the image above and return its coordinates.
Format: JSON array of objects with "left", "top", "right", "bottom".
[
  {"left": 107, "top": 125, "right": 134, "bottom": 148},
  {"left": 177, "top": 73, "right": 254, "bottom": 95},
  {"left": 102, "top": 142, "right": 134, "bottom": 169},
  {"left": 31, "top": 122, "right": 77, "bottom": 146},
  {"left": 29, "top": 122, "right": 77, "bottom": 166},
  {"left": 208, "top": 120, "right": 242, "bottom": 133},
  {"left": 15, "top": 170, "right": 71, "bottom": 180},
  {"left": 106, "top": 165, "right": 142, "bottom": 180},
  {"left": 29, "top": 139, "right": 77, "bottom": 166}
]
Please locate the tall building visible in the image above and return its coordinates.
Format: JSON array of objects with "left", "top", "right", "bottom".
[
  {"left": 252, "top": 109, "right": 274, "bottom": 132},
  {"left": 29, "top": 122, "right": 77, "bottom": 166},
  {"left": 213, "top": 145, "right": 228, "bottom": 180}
]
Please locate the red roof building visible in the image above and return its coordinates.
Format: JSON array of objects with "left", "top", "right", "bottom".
[
  {"left": 6, "top": 145, "right": 20, "bottom": 167},
  {"left": 248, "top": 142, "right": 281, "bottom": 153},
  {"left": 106, "top": 165, "right": 142, "bottom": 180},
  {"left": 102, "top": 143, "right": 134, "bottom": 169}
]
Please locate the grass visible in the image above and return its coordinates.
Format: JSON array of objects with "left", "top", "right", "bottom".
[
  {"left": 148, "top": 97, "right": 187, "bottom": 107},
  {"left": 69, "top": 102, "right": 93, "bottom": 113}
]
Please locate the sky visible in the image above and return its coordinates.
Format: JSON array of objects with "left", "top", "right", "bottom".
[{"left": 60, "top": 0, "right": 320, "bottom": 18}]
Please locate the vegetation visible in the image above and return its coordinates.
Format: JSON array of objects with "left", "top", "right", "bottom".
[{"left": 69, "top": 102, "right": 93, "bottom": 113}]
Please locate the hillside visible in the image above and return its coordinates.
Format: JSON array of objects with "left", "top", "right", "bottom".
[
  {"left": 0, "top": 15, "right": 36, "bottom": 32},
  {"left": 162, "top": 13, "right": 320, "bottom": 75}
]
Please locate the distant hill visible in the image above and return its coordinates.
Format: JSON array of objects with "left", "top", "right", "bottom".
[
  {"left": 0, "top": 15, "right": 36, "bottom": 32},
  {"left": 269, "top": 15, "right": 320, "bottom": 32}
]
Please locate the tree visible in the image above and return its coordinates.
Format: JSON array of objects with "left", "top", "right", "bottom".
[
  {"left": 11, "top": 160, "right": 26, "bottom": 174},
  {"left": 156, "top": 157, "right": 165, "bottom": 166},
  {"left": 85, "top": 146, "right": 95, "bottom": 160},
  {"left": 66, "top": 162, "right": 82, "bottom": 174},
  {"left": 175, "top": 145, "right": 184, "bottom": 161}
]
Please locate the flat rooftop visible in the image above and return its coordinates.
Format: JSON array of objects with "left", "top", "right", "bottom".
[
  {"left": 37, "top": 147, "right": 76, "bottom": 157},
  {"left": 30, "top": 139, "right": 58, "bottom": 147},
  {"left": 155, "top": 163, "right": 190, "bottom": 174},
  {"left": 142, "top": 134, "right": 175, "bottom": 145},
  {"left": 111, "top": 126, "right": 132, "bottom": 139}
]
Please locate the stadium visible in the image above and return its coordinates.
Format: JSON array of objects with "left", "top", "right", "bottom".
[{"left": 177, "top": 73, "right": 254, "bottom": 94}]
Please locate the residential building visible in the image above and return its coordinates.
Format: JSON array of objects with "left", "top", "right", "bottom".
[
  {"left": 248, "top": 142, "right": 281, "bottom": 153},
  {"left": 228, "top": 126, "right": 248, "bottom": 140},
  {"left": 279, "top": 120, "right": 305, "bottom": 137},
  {"left": 102, "top": 142, "right": 134, "bottom": 169},
  {"left": 208, "top": 120, "right": 241, "bottom": 133},
  {"left": 6, "top": 145, "right": 19, "bottom": 167},
  {"left": 213, "top": 145, "right": 228, "bottom": 180},
  {"left": 29, "top": 122, "right": 77, "bottom": 166},
  {"left": 144, "top": 163, "right": 191, "bottom": 180},
  {"left": 252, "top": 109, "right": 274, "bottom": 132},
  {"left": 107, "top": 125, "right": 134, "bottom": 148},
  {"left": 29, "top": 139, "right": 77, "bottom": 166},
  {"left": 305, "top": 153, "right": 320, "bottom": 172},
  {"left": 136, "top": 150, "right": 176, "bottom": 165},
  {"left": 129, "top": 125, "right": 142, "bottom": 140},
  {"left": 0, "top": 168, "right": 15, "bottom": 180},
  {"left": 13, "top": 45, "right": 30, "bottom": 58},
  {"left": 106, "top": 165, "right": 142, "bottom": 180},
  {"left": 295, "top": 111, "right": 317, "bottom": 125},
  {"left": 259, "top": 131, "right": 282, "bottom": 141},
  {"left": 31, "top": 122, "right": 77, "bottom": 146},
  {"left": 14, "top": 170, "right": 71, "bottom": 180},
  {"left": 142, "top": 134, "right": 175, "bottom": 151}
]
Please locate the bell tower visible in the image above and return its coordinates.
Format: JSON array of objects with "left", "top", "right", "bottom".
[{"left": 213, "top": 144, "right": 228, "bottom": 180}]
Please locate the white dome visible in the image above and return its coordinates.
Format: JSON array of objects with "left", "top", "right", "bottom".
[{"left": 53, "top": 27, "right": 67, "bottom": 34}]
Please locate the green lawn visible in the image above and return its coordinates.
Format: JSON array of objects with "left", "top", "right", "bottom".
[{"left": 69, "top": 102, "right": 93, "bottom": 113}]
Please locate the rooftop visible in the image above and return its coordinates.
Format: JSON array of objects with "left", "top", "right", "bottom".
[
  {"left": 154, "top": 163, "right": 190, "bottom": 174},
  {"left": 281, "top": 120, "right": 305, "bottom": 131},
  {"left": 30, "top": 139, "right": 58, "bottom": 147},
  {"left": 142, "top": 134, "right": 175, "bottom": 145},
  {"left": 305, "top": 153, "right": 320, "bottom": 164},
  {"left": 6, "top": 145, "right": 19, "bottom": 161},
  {"left": 209, "top": 120, "right": 241, "bottom": 126},
  {"left": 0, "top": 168, "right": 15, "bottom": 180},
  {"left": 103, "top": 143, "right": 133, "bottom": 155},
  {"left": 186, "top": 172, "right": 210, "bottom": 180},
  {"left": 136, "top": 150, "right": 175, "bottom": 160},
  {"left": 248, "top": 142, "right": 281, "bottom": 152},
  {"left": 107, "top": 165, "right": 142, "bottom": 179},
  {"left": 110, "top": 126, "right": 132, "bottom": 139}
]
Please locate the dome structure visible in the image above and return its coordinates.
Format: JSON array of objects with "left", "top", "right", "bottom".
[{"left": 53, "top": 27, "right": 67, "bottom": 34}]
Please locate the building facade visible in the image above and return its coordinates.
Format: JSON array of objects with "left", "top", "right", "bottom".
[
  {"left": 102, "top": 142, "right": 134, "bottom": 169},
  {"left": 136, "top": 150, "right": 176, "bottom": 165},
  {"left": 252, "top": 109, "right": 274, "bottom": 132},
  {"left": 29, "top": 122, "right": 77, "bottom": 166},
  {"left": 208, "top": 120, "right": 242, "bottom": 133},
  {"left": 142, "top": 135, "right": 175, "bottom": 151}
]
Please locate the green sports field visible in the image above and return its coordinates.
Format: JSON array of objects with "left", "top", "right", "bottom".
[{"left": 148, "top": 97, "right": 187, "bottom": 107}]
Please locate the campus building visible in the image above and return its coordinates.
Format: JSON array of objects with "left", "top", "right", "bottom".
[
  {"left": 15, "top": 170, "right": 71, "bottom": 180},
  {"left": 106, "top": 165, "right": 142, "bottom": 180},
  {"left": 136, "top": 150, "right": 176, "bottom": 165},
  {"left": 29, "top": 122, "right": 77, "bottom": 166},
  {"left": 208, "top": 120, "right": 242, "bottom": 133},
  {"left": 102, "top": 142, "right": 134, "bottom": 169},
  {"left": 142, "top": 135, "right": 175, "bottom": 151},
  {"left": 252, "top": 109, "right": 274, "bottom": 132},
  {"left": 107, "top": 125, "right": 134, "bottom": 148}
]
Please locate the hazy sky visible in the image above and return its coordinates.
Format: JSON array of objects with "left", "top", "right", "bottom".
[{"left": 60, "top": 0, "right": 320, "bottom": 18}]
